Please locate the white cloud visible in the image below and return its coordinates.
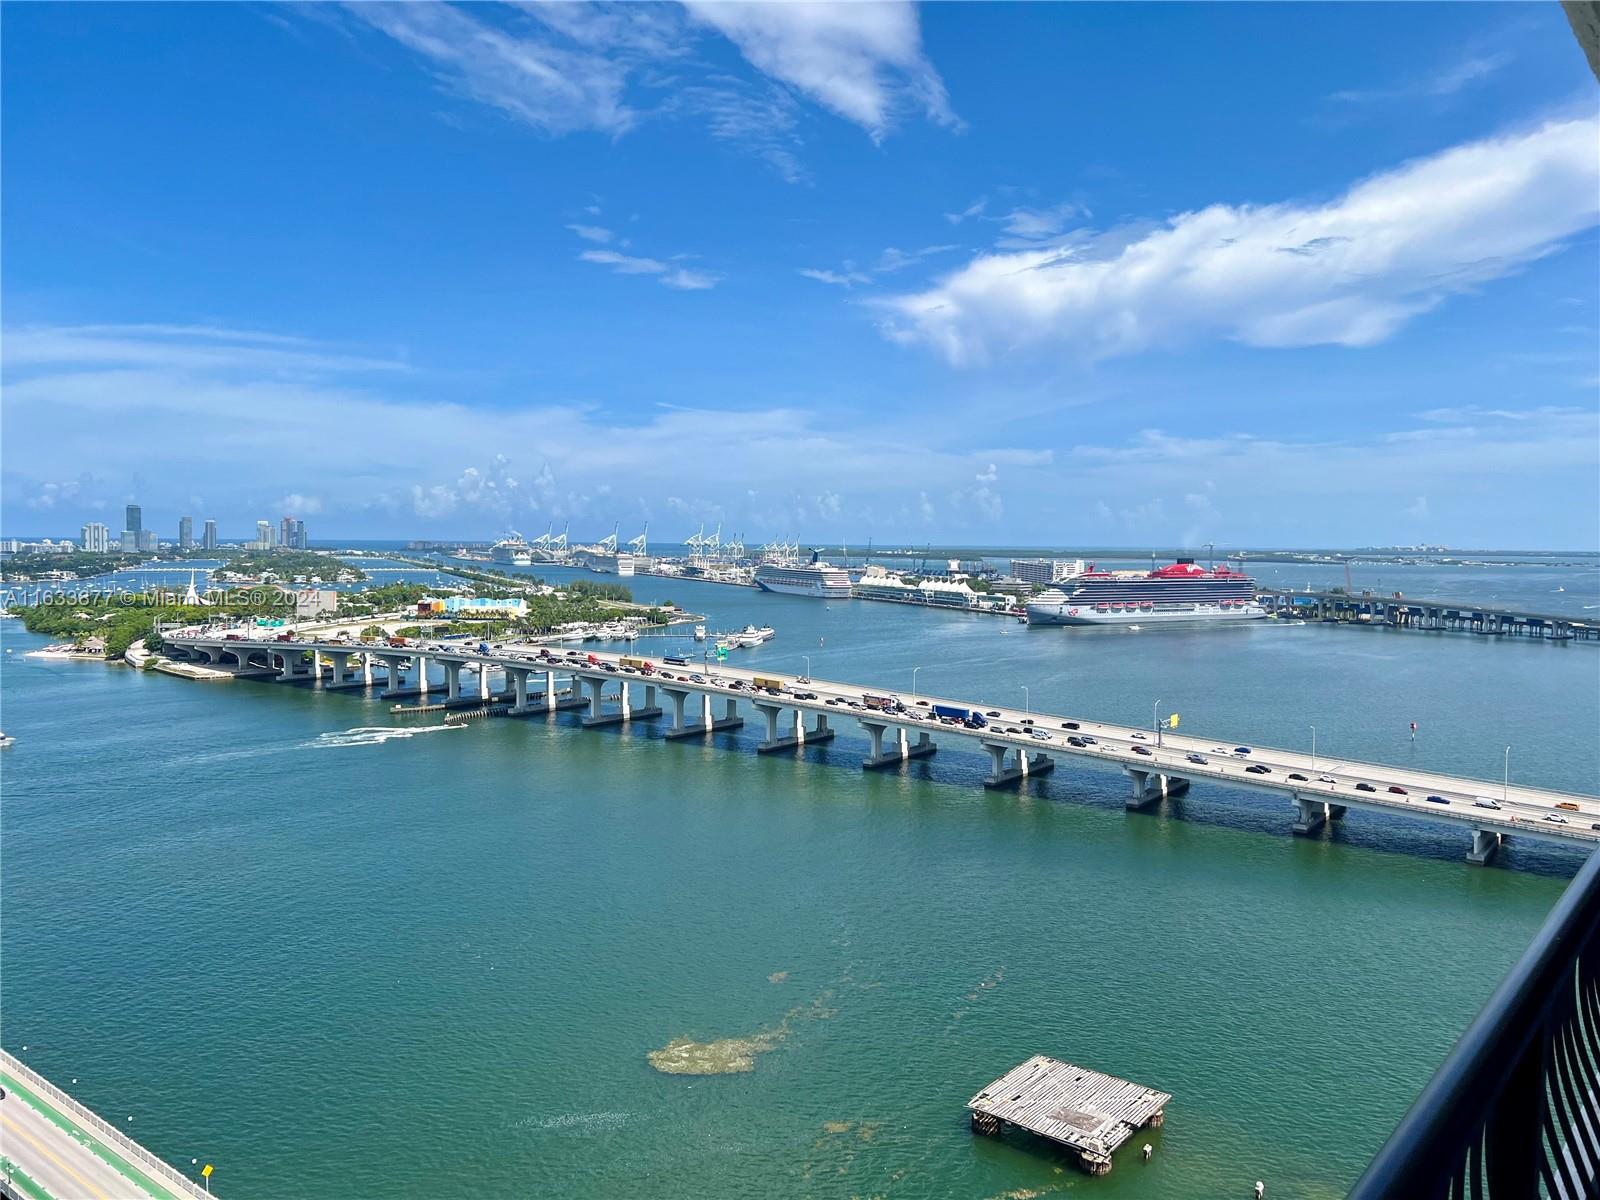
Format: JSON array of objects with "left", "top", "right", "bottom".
[
  {"left": 998, "top": 202, "right": 1087, "bottom": 246},
  {"left": 878, "top": 116, "right": 1600, "bottom": 365},
  {"left": 578, "top": 248, "right": 719, "bottom": 290},
  {"left": 567, "top": 223, "right": 613, "bottom": 242},
  {"left": 346, "top": 2, "right": 642, "bottom": 135},
  {"left": 681, "top": 0, "right": 955, "bottom": 141},
  {"left": 944, "top": 196, "right": 986, "bottom": 225},
  {"left": 1330, "top": 50, "right": 1512, "bottom": 106},
  {"left": 799, "top": 244, "right": 956, "bottom": 289},
  {"left": 798, "top": 266, "right": 871, "bottom": 287},
  {"left": 274, "top": 493, "right": 324, "bottom": 515},
  {"left": 10, "top": 323, "right": 1591, "bottom": 547},
  {"left": 338, "top": 1, "right": 954, "bottom": 181}
]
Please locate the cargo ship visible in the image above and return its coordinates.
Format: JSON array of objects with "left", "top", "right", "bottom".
[{"left": 1025, "top": 558, "right": 1265, "bottom": 626}]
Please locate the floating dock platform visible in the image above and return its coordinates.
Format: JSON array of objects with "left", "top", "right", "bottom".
[{"left": 968, "top": 1055, "right": 1170, "bottom": 1175}]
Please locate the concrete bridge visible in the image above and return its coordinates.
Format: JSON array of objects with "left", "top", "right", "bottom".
[
  {"left": 1258, "top": 590, "right": 1600, "bottom": 642},
  {"left": 163, "top": 627, "right": 1599, "bottom": 867}
]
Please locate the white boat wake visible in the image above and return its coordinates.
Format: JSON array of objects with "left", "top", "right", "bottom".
[{"left": 310, "top": 724, "right": 463, "bottom": 748}]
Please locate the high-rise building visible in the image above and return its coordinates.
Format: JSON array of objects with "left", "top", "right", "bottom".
[
  {"left": 140, "top": 530, "right": 157, "bottom": 552},
  {"left": 1009, "top": 558, "right": 1086, "bottom": 585},
  {"left": 125, "top": 504, "right": 142, "bottom": 537},
  {"left": 256, "top": 520, "right": 274, "bottom": 550},
  {"left": 280, "top": 516, "right": 295, "bottom": 549},
  {"left": 292, "top": 518, "right": 307, "bottom": 549},
  {"left": 202, "top": 519, "right": 218, "bottom": 550},
  {"left": 178, "top": 516, "right": 194, "bottom": 549},
  {"left": 81, "top": 522, "right": 111, "bottom": 553}
]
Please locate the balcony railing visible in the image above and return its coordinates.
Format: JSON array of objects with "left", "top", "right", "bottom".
[{"left": 1351, "top": 849, "right": 1600, "bottom": 1199}]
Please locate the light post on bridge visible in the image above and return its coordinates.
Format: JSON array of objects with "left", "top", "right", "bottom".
[
  {"left": 1153, "top": 698, "right": 1164, "bottom": 747},
  {"left": 1504, "top": 745, "right": 1511, "bottom": 805},
  {"left": 912, "top": 666, "right": 921, "bottom": 704},
  {"left": 803, "top": 655, "right": 811, "bottom": 682},
  {"left": 1310, "top": 725, "right": 1316, "bottom": 771},
  {"left": 1021, "top": 685, "right": 1030, "bottom": 715}
]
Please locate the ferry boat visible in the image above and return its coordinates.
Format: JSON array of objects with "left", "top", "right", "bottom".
[
  {"left": 1025, "top": 558, "right": 1265, "bottom": 626},
  {"left": 753, "top": 551, "right": 852, "bottom": 599}
]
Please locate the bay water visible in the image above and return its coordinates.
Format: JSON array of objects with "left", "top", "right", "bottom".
[{"left": 3, "top": 566, "right": 1596, "bottom": 1198}]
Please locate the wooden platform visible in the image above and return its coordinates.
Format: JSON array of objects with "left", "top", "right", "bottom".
[{"left": 968, "top": 1055, "right": 1170, "bottom": 1175}]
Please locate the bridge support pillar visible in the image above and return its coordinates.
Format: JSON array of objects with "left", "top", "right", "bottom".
[
  {"left": 982, "top": 743, "right": 1050, "bottom": 788},
  {"left": 627, "top": 679, "right": 661, "bottom": 721},
  {"left": 1468, "top": 828, "right": 1503, "bottom": 866},
  {"left": 755, "top": 702, "right": 789, "bottom": 752},
  {"left": 545, "top": 671, "right": 557, "bottom": 712},
  {"left": 444, "top": 662, "right": 462, "bottom": 702},
  {"left": 1123, "top": 767, "right": 1186, "bottom": 809},
  {"left": 1292, "top": 794, "right": 1329, "bottom": 836},
  {"left": 863, "top": 721, "right": 935, "bottom": 769},
  {"left": 508, "top": 667, "right": 530, "bottom": 713},
  {"left": 415, "top": 655, "right": 429, "bottom": 696},
  {"left": 665, "top": 690, "right": 742, "bottom": 738}
]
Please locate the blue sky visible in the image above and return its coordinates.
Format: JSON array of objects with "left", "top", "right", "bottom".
[{"left": 3, "top": 2, "right": 1597, "bottom": 549}]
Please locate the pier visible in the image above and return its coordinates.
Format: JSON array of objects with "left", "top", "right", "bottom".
[
  {"left": 1258, "top": 590, "right": 1599, "bottom": 642},
  {"left": 969, "top": 1055, "right": 1170, "bottom": 1175},
  {"left": 162, "top": 629, "right": 1600, "bottom": 866}
]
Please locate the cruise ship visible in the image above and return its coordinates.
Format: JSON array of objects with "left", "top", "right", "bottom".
[
  {"left": 1025, "top": 558, "right": 1265, "bottom": 626},
  {"left": 491, "top": 535, "right": 532, "bottom": 566},
  {"left": 752, "top": 552, "right": 852, "bottom": 599}
]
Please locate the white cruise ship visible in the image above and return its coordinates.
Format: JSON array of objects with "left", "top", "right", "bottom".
[
  {"left": 491, "top": 535, "right": 532, "bottom": 566},
  {"left": 1026, "top": 558, "right": 1265, "bottom": 626},
  {"left": 753, "top": 552, "right": 852, "bottom": 598}
]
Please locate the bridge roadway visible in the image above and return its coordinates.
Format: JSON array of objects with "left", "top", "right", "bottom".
[
  {"left": 164, "top": 629, "right": 1600, "bottom": 866},
  {"left": 0, "top": 1051, "right": 211, "bottom": 1200}
]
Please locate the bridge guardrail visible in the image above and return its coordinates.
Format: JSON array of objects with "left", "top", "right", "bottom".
[
  {"left": 1349, "top": 847, "right": 1600, "bottom": 1198},
  {"left": 0, "top": 1049, "right": 215, "bottom": 1199}
]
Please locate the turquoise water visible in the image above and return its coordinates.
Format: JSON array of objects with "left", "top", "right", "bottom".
[{"left": 3, "top": 576, "right": 1596, "bottom": 1199}]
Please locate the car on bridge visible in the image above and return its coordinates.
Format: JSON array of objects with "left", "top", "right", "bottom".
[
  {"left": 1356, "top": 782, "right": 1377, "bottom": 792},
  {"left": 1425, "top": 795, "right": 1449, "bottom": 804},
  {"left": 1288, "top": 772, "right": 1308, "bottom": 781},
  {"left": 1246, "top": 764, "right": 1271, "bottom": 775},
  {"left": 1473, "top": 797, "right": 1502, "bottom": 809},
  {"left": 1388, "top": 786, "right": 1408, "bottom": 795},
  {"left": 1132, "top": 745, "right": 1153, "bottom": 756},
  {"left": 1187, "top": 753, "right": 1208, "bottom": 765}
]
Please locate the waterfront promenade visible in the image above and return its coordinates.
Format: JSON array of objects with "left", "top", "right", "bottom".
[
  {"left": 164, "top": 628, "right": 1600, "bottom": 865},
  {"left": 0, "top": 1051, "right": 212, "bottom": 1200}
]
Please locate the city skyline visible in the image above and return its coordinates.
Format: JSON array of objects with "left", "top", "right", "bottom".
[{"left": 2, "top": 3, "right": 1597, "bottom": 549}]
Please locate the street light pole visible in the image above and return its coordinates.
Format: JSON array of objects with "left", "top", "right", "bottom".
[
  {"left": 1153, "top": 698, "right": 1162, "bottom": 747},
  {"left": 1504, "top": 745, "right": 1511, "bottom": 804},
  {"left": 912, "top": 666, "right": 921, "bottom": 703},
  {"left": 1310, "top": 725, "right": 1316, "bottom": 770},
  {"left": 1021, "top": 685, "right": 1030, "bottom": 715},
  {"left": 803, "top": 654, "right": 811, "bottom": 681}
]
